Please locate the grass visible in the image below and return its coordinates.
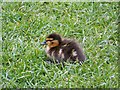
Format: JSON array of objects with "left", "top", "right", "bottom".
[{"left": 1, "top": 2, "right": 119, "bottom": 88}]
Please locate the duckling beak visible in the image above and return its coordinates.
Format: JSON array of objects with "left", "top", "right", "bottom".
[{"left": 41, "top": 41, "right": 47, "bottom": 45}]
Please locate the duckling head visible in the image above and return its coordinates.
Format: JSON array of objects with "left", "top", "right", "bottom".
[{"left": 41, "top": 33, "right": 62, "bottom": 48}]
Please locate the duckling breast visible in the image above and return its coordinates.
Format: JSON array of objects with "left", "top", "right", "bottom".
[
  {"left": 45, "top": 46, "right": 51, "bottom": 58},
  {"left": 45, "top": 46, "right": 63, "bottom": 61}
]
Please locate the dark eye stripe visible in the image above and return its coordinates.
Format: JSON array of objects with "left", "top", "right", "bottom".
[{"left": 46, "top": 40, "right": 53, "bottom": 42}]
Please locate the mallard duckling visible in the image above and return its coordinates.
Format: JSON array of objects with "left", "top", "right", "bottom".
[{"left": 41, "top": 33, "right": 86, "bottom": 65}]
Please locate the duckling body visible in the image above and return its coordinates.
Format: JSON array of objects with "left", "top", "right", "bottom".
[{"left": 42, "top": 33, "right": 86, "bottom": 64}]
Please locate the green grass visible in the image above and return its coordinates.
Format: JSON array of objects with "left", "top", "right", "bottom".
[{"left": 2, "top": 2, "right": 119, "bottom": 88}]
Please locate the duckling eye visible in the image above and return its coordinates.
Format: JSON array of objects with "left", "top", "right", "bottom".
[{"left": 51, "top": 42, "right": 54, "bottom": 44}]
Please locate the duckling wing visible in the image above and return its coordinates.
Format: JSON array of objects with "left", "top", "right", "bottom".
[
  {"left": 60, "top": 40, "right": 77, "bottom": 60},
  {"left": 62, "top": 39, "right": 86, "bottom": 63}
]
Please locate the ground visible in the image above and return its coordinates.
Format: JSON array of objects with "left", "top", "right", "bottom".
[{"left": 2, "top": 2, "right": 118, "bottom": 88}]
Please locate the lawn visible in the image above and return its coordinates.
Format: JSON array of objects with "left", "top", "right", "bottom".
[{"left": 1, "top": 2, "right": 119, "bottom": 88}]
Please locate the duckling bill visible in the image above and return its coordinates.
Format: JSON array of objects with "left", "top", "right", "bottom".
[{"left": 41, "top": 33, "right": 86, "bottom": 64}]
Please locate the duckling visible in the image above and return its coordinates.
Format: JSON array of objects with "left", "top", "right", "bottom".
[{"left": 41, "top": 33, "right": 86, "bottom": 65}]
